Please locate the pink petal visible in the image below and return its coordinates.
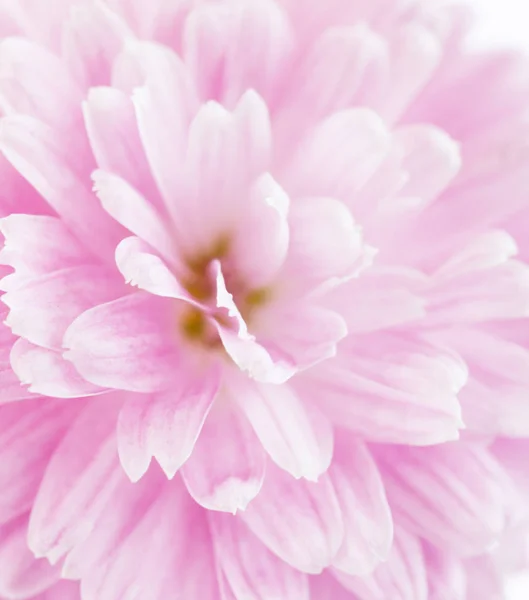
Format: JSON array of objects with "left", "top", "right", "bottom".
[
  {"left": 392, "top": 124, "right": 461, "bottom": 207},
  {"left": 258, "top": 303, "right": 348, "bottom": 371},
  {"left": 236, "top": 379, "right": 333, "bottom": 481},
  {"left": 83, "top": 86, "right": 164, "bottom": 211},
  {"left": 61, "top": 467, "right": 164, "bottom": 581},
  {"left": 113, "top": 41, "right": 197, "bottom": 209},
  {"left": 324, "top": 267, "right": 426, "bottom": 334},
  {"left": 0, "top": 398, "right": 79, "bottom": 525},
  {"left": 375, "top": 443, "right": 507, "bottom": 556},
  {"left": 10, "top": 338, "right": 105, "bottom": 398},
  {"left": 115, "top": 236, "right": 190, "bottom": 300},
  {"left": 377, "top": 23, "right": 442, "bottom": 124},
  {"left": 92, "top": 170, "right": 176, "bottom": 264},
  {"left": 230, "top": 173, "right": 290, "bottom": 289},
  {"left": 63, "top": 293, "right": 181, "bottom": 393},
  {"left": 433, "top": 327, "right": 529, "bottom": 437},
  {"left": 333, "top": 527, "right": 428, "bottom": 600},
  {"left": 28, "top": 397, "right": 125, "bottom": 564},
  {"left": 209, "top": 512, "right": 309, "bottom": 600},
  {"left": 0, "top": 515, "right": 61, "bottom": 599},
  {"left": 241, "top": 465, "right": 344, "bottom": 574},
  {"left": 0, "top": 115, "right": 124, "bottom": 260},
  {"left": 82, "top": 483, "right": 219, "bottom": 600},
  {"left": 0, "top": 151, "right": 51, "bottom": 216},
  {"left": 0, "top": 214, "right": 91, "bottom": 292},
  {"left": 299, "top": 334, "right": 466, "bottom": 445},
  {"left": 423, "top": 544, "right": 466, "bottom": 600},
  {"left": 117, "top": 366, "right": 220, "bottom": 481},
  {"left": 178, "top": 90, "right": 271, "bottom": 254},
  {"left": 183, "top": 0, "right": 294, "bottom": 107},
  {"left": 274, "top": 24, "right": 388, "bottom": 151},
  {"left": 181, "top": 398, "right": 266, "bottom": 513},
  {"left": 283, "top": 108, "right": 390, "bottom": 203},
  {"left": 62, "top": 1, "right": 132, "bottom": 87},
  {"left": 309, "top": 572, "right": 356, "bottom": 600},
  {"left": 3, "top": 265, "right": 125, "bottom": 350},
  {"left": 281, "top": 196, "right": 373, "bottom": 293},
  {"left": 0, "top": 37, "right": 82, "bottom": 128},
  {"left": 0, "top": 316, "right": 35, "bottom": 403},
  {"left": 330, "top": 437, "right": 393, "bottom": 577},
  {"left": 212, "top": 262, "right": 296, "bottom": 384},
  {"left": 427, "top": 258, "right": 529, "bottom": 325}
]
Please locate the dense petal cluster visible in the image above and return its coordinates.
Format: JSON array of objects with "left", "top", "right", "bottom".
[{"left": 1, "top": 0, "right": 529, "bottom": 598}]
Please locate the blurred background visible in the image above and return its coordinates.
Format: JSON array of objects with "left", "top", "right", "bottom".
[{"left": 472, "top": 1, "right": 529, "bottom": 599}]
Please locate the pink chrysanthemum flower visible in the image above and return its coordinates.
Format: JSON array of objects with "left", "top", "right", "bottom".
[{"left": 1, "top": 0, "right": 529, "bottom": 598}]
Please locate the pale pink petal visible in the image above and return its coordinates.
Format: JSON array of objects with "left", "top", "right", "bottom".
[
  {"left": 0, "top": 398, "right": 79, "bottom": 525},
  {"left": 375, "top": 443, "right": 507, "bottom": 556},
  {"left": 117, "top": 366, "right": 220, "bottom": 481},
  {"left": 178, "top": 90, "right": 271, "bottom": 254},
  {"left": 62, "top": 1, "right": 133, "bottom": 88},
  {"left": 377, "top": 23, "right": 442, "bottom": 124},
  {"left": 464, "top": 555, "right": 503, "bottom": 600},
  {"left": 210, "top": 512, "right": 309, "bottom": 599},
  {"left": 0, "top": 315, "right": 35, "bottom": 403},
  {"left": 0, "top": 214, "right": 91, "bottom": 292},
  {"left": 114, "top": 236, "right": 191, "bottom": 299},
  {"left": 212, "top": 262, "right": 296, "bottom": 384},
  {"left": 63, "top": 293, "right": 181, "bottom": 393},
  {"left": 333, "top": 527, "right": 428, "bottom": 600},
  {"left": 392, "top": 124, "right": 461, "bottom": 207},
  {"left": 258, "top": 303, "right": 348, "bottom": 371},
  {"left": 283, "top": 108, "right": 390, "bottom": 204},
  {"left": 38, "top": 580, "right": 81, "bottom": 600},
  {"left": 324, "top": 267, "right": 426, "bottom": 334},
  {"left": 281, "top": 196, "right": 373, "bottom": 293},
  {"left": 330, "top": 437, "right": 393, "bottom": 577},
  {"left": 183, "top": 0, "right": 294, "bottom": 108},
  {"left": 92, "top": 170, "right": 176, "bottom": 264},
  {"left": 299, "top": 334, "right": 466, "bottom": 445},
  {"left": 230, "top": 173, "right": 289, "bottom": 289},
  {"left": 10, "top": 338, "right": 105, "bottom": 398},
  {"left": 0, "top": 515, "right": 61, "bottom": 599},
  {"left": 241, "top": 465, "right": 344, "bottom": 574},
  {"left": 106, "top": 0, "right": 190, "bottom": 44},
  {"left": 113, "top": 41, "right": 197, "bottom": 207},
  {"left": 0, "top": 115, "right": 124, "bottom": 260},
  {"left": 3, "top": 265, "right": 125, "bottom": 350},
  {"left": 0, "top": 0, "right": 72, "bottom": 52},
  {"left": 28, "top": 397, "right": 125, "bottom": 564},
  {"left": 309, "top": 572, "right": 356, "bottom": 599},
  {"left": 0, "top": 37, "right": 82, "bottom": 128},
  {"left": 181, "top": 399, "right": 266, "bottom": 513},
  {"left": 83, "top": 86, "right": 164, "bottom": 210},
  {"left": 274, "top": 24, "right": 388, "bottom": 151},
  {"left": 0, "top": 151, "right": 51, "bottom": 216},
  {"left": 236, "top": 379, "right": 333, "bottom": 481},
  {"left": 433, "top": 327, "right": 529, "bottom": 436},
  {"left": 61, "top": 467, "right": 164, "bottom": 581},
  {"left": 423, "top": 544, "right": 466, "bottom": 600},
  {"left": 81, "top": 483, "right": 219, "bottom": 600},
  {"left": 427, "top": 258, "right": 529, "bottom": 325}
]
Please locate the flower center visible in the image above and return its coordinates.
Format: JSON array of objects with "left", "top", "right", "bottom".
[{"left": 178, "top": 236, "right": 271, "bottom": 346}]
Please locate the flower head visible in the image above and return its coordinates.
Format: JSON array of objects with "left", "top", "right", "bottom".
[{"left": 1, "top": 0, "right": 529, "bottom": 598}]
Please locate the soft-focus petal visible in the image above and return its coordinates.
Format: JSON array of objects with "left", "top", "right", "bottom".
[
  {"left": 210, "top": 512, "right": 310, "bottom": 600},
  {"left": 330, "top": 437, "right": 393, "bottom": 576},
  {"left": 241, "top": 464, "right": 344, "bottom": 574},
  {"left": 117, "top": 366, "right": 220, "bottom": 481},
  {"left": 236, "top": 379, "right": 333, "bottom": 481},
  {"left": 181, "top": 398, "right": 266, "bottom": 513}
]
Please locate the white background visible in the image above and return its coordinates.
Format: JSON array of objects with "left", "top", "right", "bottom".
[{"left": 472, "top": 2, "right": 529, "bottom": 598}]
